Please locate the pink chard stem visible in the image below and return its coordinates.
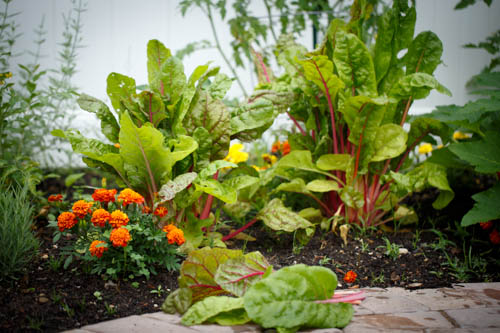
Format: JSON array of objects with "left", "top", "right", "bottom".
[{"left": 222, "top": 217, "right": 259, "bottom": 242}]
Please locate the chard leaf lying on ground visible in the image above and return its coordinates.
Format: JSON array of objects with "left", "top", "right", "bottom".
[
  {"left": 181, "top": 296, "right": 249, "bottom": 326},
  {"left": 243, "top": 264, "right": 353, "bottom": 330}
]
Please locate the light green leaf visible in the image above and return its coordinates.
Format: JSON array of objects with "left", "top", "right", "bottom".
[
  {"left": 298, "top": 208, "right": 323, "bottom": 223},
  {"left": 147, "top": 39, "right": 172, "bottom": 94},
  {"left": 390, "top": 73, "right": 451, "bottom": 100},
  {"left": 195, "top": 179, "right": 237, "bottom": 204},
  {"left": 230, "top": 99, "right": 276, "bottom": 138},
  {"left": 316, "top": 154, "right": 351, "bottom": 171},
  {"left": 461, "top": 183, "right": 500, "bottom": 227},
  {"left": 306, "top": 179, "right": 340, "bottom": 193},
  {"left": 340, "top": 186, "right": 364, "bottom": 209},
  {"left": 161, "top": 288, "right": 192, "bottom": 315},
  {"left": 275, "top": 178, "right": 310, "bottom": 195},
  {"left": 224, "top": 175, "right": 260, "bottom": 191},
  {"left": 158, "top": 172, "right": 198, "bottom": 201},
  {"left": 277, "top": 150, "right": 331, "bottom": 177},
  {"left": 77, "top": 94, "right": 119, "bottom": 142},
  {"left": 64, "top": 173, "right": 85, "bottom": 188},
  {"left": 257, "top": 198, "right": 313, "bottom": 232},
  {"left": 106, "top": 72, "right": 136, "bottom": 114},
  {"left": 161, "top": 56, "right": 187, "bottom": 108},
  {"left": 333, "top": 30, "right": 377, "bottom": 97},
  {"left": 208, "top": 73, "right": 232, "bottom": 99},
  {"left": 371, "top": 124, "right": 407, "bottom": 162},
  {"left": 298, "top": 55, "right": 344, "bottom": 103},
  {"left": 181, "top": 296, "right": 247, "bottom": 326},
  {"left": 199, "top": 160, "right": 237, "bottom": 179},
  {"left": 193, "top": 127, "right": 212, "bottom": 171},
  {"left": 168, "top": 135, "right": 198, "bottom": 165},
  {"left": 243, "top": 264, "right": 353, "bottom": 329}
]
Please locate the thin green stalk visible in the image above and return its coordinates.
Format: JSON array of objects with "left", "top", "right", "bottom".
[
  {"left": 205, "top": 3, "right": 248, "bottom": 98},
  {"left": 263, "top": 0, "right": 278, "bottom": 42}
]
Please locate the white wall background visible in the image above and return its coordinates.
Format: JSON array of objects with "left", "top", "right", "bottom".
[{"left": 10, "top": 0, "right": 500, "bottom": 131}]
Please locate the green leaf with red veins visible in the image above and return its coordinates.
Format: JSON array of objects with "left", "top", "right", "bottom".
[
  {"left": 106, "top": 72, "right": 136, "bottom": 115},
  {"left": 257, "top": 198, "right": 314, "bottom": 232},
  {"left": 178, "top": 247, "right": 243, "bottom": 303},
  {"left": 214, "top": 251, "right": 272, "bottom": 297},
  {"left": 147, "top": 39, "right": 172, "bottom": 94}
]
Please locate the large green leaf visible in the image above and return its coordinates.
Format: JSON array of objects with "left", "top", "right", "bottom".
[
  {"left": 275, "top": 178, "right": 310, "bottom": 195},
  {"left": 195, "top": 179, "right": 237, "bottom": 204},
  {"left": 158, "top": 172, "right": 197, "bottom": 201},
  {"left": 178, "top": 248, "right": 243, "bottom": 302},
  {"left": 161, "top": 56, "right": 187, "bottom": 108},
  {"left": 298, "top": 55, "right": 344, "bottom": 103},
  {"left": 333, "top": 30, "right": 377, "bottom": 97},
  {"left": 340, "top": 185, "right": 364, "bottom": 209},
  {"left": 243, "top": 264, "right": 353, "bottom": 330},
  {"left": 223, "top": 175, "right": 260, "bottom": 191},
  {"left": 214, "top": 251, "right": 271, "bottom": 297},
  {"left": 389, "top": 73, "right": 451, "bottom": 100},
  {"left": 371, "top": 124, "right": 407, "bottom": 162},
  {"left": 198, "top": 160, "right": 237, "bottom": 179},
  {"left": 77, "top": 94, "right": 119, "bottom": 143},
  {"left": 207, "top": 73, "right": 232, "bottom": 100},
  {"left": 184, "top": 92, "right": 230, "bottom": 160},
  {"left": 230, "top": 99, "right": 276, "bottom": 138},
  {"left": 192, "top": 127, "right": 212, "bottom": 171},
  {"left": 316, "top": 154, "right": 351, "bottom": 171},
  {"left": 181, "top": 296, "right": 249, "bottom": 326},
  {"left": 277, "top": 150, "right": 331, "bottom": 177},
  {"left": 256, "top": 198, "right": 313, "bottom": 232},
  {"left": 373, "top": 9, "right": 395, "bottom": 83},
  {"left": 306, "top": 179, "right": 340, "bottom": 192},
  {"left": 132, "top": 90, "right": 168, "bottom": 127},
  {"left": 147, "top": 39, "right": 172, "bottom": 94},
  {"left": 106, "top": 72, "right": 136, "bottom": 114},
  {"left": 448, "top": 131, "right": 500, "bottom": 173},
  {"left": 162, "top": 288, "right": 192, "bottom": 315},
  {"left": 404, "top": 31, "right": 443, "bottom": 75},
  {"left": 168, "top": 135, "right": 198, "bottom": 164},
  {"left": 461, "top": 183, "right": 500, "bottom": 227}
]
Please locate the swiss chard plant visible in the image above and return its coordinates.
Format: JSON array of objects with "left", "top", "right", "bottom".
[
  {"left": 418, "top": 71, "right": 500, "bottom": 227},
  {"left": 162, "top": 247, "right": 358, "bottom": 332},
  {"left": 249, "top": 0, "right": 455, "bottom": 228},
  {"left": 52, "top": 39, "right": 308, "bottom": 250}
]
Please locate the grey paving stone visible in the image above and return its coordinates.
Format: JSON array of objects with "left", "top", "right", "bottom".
[
  {"left": 425, "top": 329, "right": 500, "bottom": 333},
  {"left": 79, "top": 315, "right": 198, "bottom": 333},
  {"left": 454, "top": 282, "right": 500, "bottom": 290},
  {"left": 346, "top": 311, "right": 453, "bottom": 331},
  {"left": 445, "top": 307, "right": 500, "bottom": 329},
  {"left": 405, "top": 287, "right": 488, "bottom": 311},
  {"left": 344, "top": 324, "right": 425, "bottom": 333},
  {"left": 64, "top": 330, "right": 94, "bottom": 333},
  {"left": 360, "top": 293, "right": 430, "bottom": 314}
]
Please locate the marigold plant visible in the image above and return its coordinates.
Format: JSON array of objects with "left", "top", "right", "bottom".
[
  {"left": 89, "top": 240, "right": 108, "bottom": 258},
  {"left": 57, "top": 212, "right": 78, "bottom": 232},
  {"left": 118, "top": 188, "right": 145, "bottom": 206},
  {"left": 48, "top": 194, "right": 63, "bottom": 202},
  {"left": 72, "top": 200, "right": 93, "bottom": 219},
  {"left": 166, "top": 227, "right": 185, "bottom": 246},
  {"left": 92, "top": 188, "right": 117, "bottom": 203},
  {"left": 343, "top": 270, "right": 357, "bottom": 283},
  {"left": 91, "top": 209, "right": 111, "bottom": 227},
  {"left": 109, "top": 210, "right": 129, "bottom": 228},
  {"left": 110, "top": 227, "right": 131, "bottom": 247},
  {"left": 154, "top": 206, "right": 168, "bottom": 218}
]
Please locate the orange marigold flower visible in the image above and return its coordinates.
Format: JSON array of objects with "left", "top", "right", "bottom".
[
  {"left": 480, "top": 221, "right": 493, "bottom": 230},
  {"left": 72, "top": 200, "right": 93, "bottom": 219},
  {"left": 91, "top": 209, "right": 111, "bottom": 227},
  {"left": 167, "top": 227, "right": 185, "bottom": 246},
  {"left": 142, "top": 206, "right": 152, "bottom": 214},
  {"left": 117, "top": 188, "right": 145, "bottom": 206},
  {"left": 89, "top": 240, "right": 108, "bottom": 258},
  {"left": 281, "top": 140, "right": 291, "bottom": 155},
  {"left": 92, "top": 188, "right": 117, "bottom": 203},
  {"left": 109, "top": 210, "right": 129, "bottom": 228},
  {"left": 57, "top": 212, "right": 78, "bottom": 232},
  {"left": 114, "top": 143, "right": 120, "bottom": 149},
  {"left": 110, "top": 227, "right": 131, "bottom": 247},
  {"left": 48, "top": 194, "right": 63, "bottom": 202},
  {"left": 162, "top": 224, "right": 177, "bottom": 234},
  {"left": 271, "top": 140, "right": 281, "bottom": 153},
  {"left": 343, "top": 270, "right": 357, "bottom": 283},
  {"left": 154, "top": 206, "right": 168, "bottom": 218},
  {"left": 490, "top": 229, "right": 500, "bottom": 245}
]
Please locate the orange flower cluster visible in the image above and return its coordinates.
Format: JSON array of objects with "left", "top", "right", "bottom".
[
  {"left": 91, "top": 209, "right": 111, "bottom": 227},
  {"left": 154, "top": 206, "right": 168, "bottom": 218},
  {"left": 480, "top": 221, "right": 493, "bottom": 230},
  {"left": 109, "top": 210, "right": 129, "bottom": 228},
  {"left": 117, "top": 188, "right": 145, "bottom": 206},
  {"left": 343, "top": 270, "right": 357, "bottom": 283},
  {"left": 490, "top": 229, "right": 500, "bottom": 245},
  {"left": 142, "top": 206, "right": 152, "bottom": 214},
  {"left": 72, "top": 200, "right": 93, "bottom": 219},
  {"left": 162, "top": 224, "right": 185, "bottom": 245},
  {"left": 89, "top": 240, "right": 108, "bottom": 258},
  {"left": 57, "top": 212, "right": 78, "bottom": 232},
  {"left": 109, "top": 227, "right": 131, "bottom": 247},
  {"left": 271, "top": 140, "right": 291, "bottom": 155},
  {"left": 48, "top": 194, "right": 63, "bottom": 202},
  {"left": 92, "top": 188, "right": 117, "bottom": 203}
]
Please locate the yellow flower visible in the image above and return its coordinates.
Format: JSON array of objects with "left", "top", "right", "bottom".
[
  {"left": 262, "top": 153, "right": 277, "bottom": 165},
  {"left": 251, "top": 165, "right": 261, "bottom": 171},
  {"left": 418, "top": 143, "right": 433, "bottom": 155},
  {"left": 224, "top": 143, "right": 249, "bottom": 164},
  {"left": 453, "top": 131, "right": 470, "bottom": 140}
]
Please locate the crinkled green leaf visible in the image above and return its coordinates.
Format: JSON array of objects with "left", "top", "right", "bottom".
[
  {"left": 224, "top": 175, "right": 260, "bottom": 191},
  {"left": 448, "top": 131, "right": 500, "bottom": 173},
  {"left": 207, "top": 73, "right": 232, "bottom": 99},
  {"left": 199, "top": 160, "right": 237, "bottom": 179},
  {"left": 161, "top": 56, "right": 187, "bottom": 109},
  {"left": 243, "top": 264, "right": 353, "bottom": 330},
  {"left": 195, "top": 179, "right": 237, "bottom": 204},
  {"left": 340, "top": 186, "right": 364, "bottom": 209},
  {"left": 162, "top": 288, "right": 192, "bottom": 315},
  {"left": 404, "top": 31, "right": 443, "bottom": 75},
  {"left": 277, "top": 150, "right": 330, "bottom": 177},
  {"left": 371, "top": 124, "right": 407, "bottom": 162},
  {"left": 77, "top": 94, "right": 119, "bottom": 142},
  {"left": 298, "top": 208, "right": 323, "bottom": 223},
  {"left": 159, "top": 172, "right": 197, "bottom": 201},
  {"left": 178, "top": 247, "right": 243, "bottom": 302},
  {"left": 230, "top": 99, "right": 277, "bottom": 139},
  {"left": 333, "top": 30, "right": 377, "bottom": 97},
  {"left": 257, "top": 198, "right": 313, "bottom": 232},
  {"left": 306, "top": 179, "right": 340, "bottom": 193},
  {"left": 132, "top": 90, "right": 168, "bottom": 127},
  {"left": 374, "top": 9, "right": 395, "bottom": 83},
  {"left": 390, "top": 73, "right": 451, "bottom": 100},
  {"left": 147, "top": 39, "right": 172, "bottom": 94},
  {"left": 184, "top": 92, "right": 230, "bottom": 160},
  {"left": 298, "top": 55, "right": 344, "bottom": 103},
  {"left": 168, "top": 135, "right": 198, "bottom": 164},
  {"left": 223, "top": 202, "right": 252, "bottom": 220},
  {"left": 181, "top": 296, "right": 247, "bottom": 326},
  {"left": 106, "top": 72, "right": 136, "bottom": 114},
  {"left": 461, "top": 183, "right": 500, "bottom": 227},
  {"left": 316, "top": 154, "right": 351, "bottom": 171},
  {"left": 275, "top": 178, "right": 310, "bottom": 195},
  {"left": 193, "top": 127, "right": 212, "bottom": 171},
  {"left": 215, "top": 251, "right": 271, "bottom": 297}
]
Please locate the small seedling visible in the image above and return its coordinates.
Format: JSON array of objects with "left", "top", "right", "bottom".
[
  {"left": 61, "top": 302, "right": 75, "bottom": 318},
  {"left": 371, "top": 272, "right": 385, "bottom": 285},
  {"left": 104, "top": 302, "right": 117, "bottom": 315},
  {"left": 359, "top": 239, "right": 369, "bottom": 253},
  {"left": 26, "top": 315, "right": 44, "bottom": 331},
  {"left": 318, "top": 256, "right": 331, "bottom": 266},
  {"left": 131, "top": 282, "right": 140, "bottom": 288},
  {"left": 93, "top": 291, "right": 103, "bottom": 301},
  {"left": 47, "top": 256, "right": 63, "bottom": 272},
  {"left": 377, "top": 237, "right": 401, "bottom": 261},
  {"left": 150, "top": 285, "right": 165, "bottom": 296}
]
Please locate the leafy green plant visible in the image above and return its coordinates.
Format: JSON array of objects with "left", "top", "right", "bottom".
[
  {"left": 377, "top": 237, "right": 401, "bottom": 261},
  {"left": 162, "top": 247, "right": 357, "bottom": 331},
  {"left": 248, "top": 0, "right": 454, "bottom": 230},
  {"left": 48, "top": 188, "right": 182, "bottom": 279},
  {"left": 0, "top": 184, "right": 39, "bottom": 281}
]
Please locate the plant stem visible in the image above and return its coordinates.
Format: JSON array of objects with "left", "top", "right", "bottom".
[
  {"left": 200, "top": 171, "right": 219, "bottom": 220},
  {"left": 263, "top": 0, "right": 278, "bottom": 43},
  {"left": 222, "top": 217, "right": 259, "bottom": 242},
  {"left": 286, "top": 111, "right": 306, "bottom": 135},
  {"left": 205, "top": 3, "right": 248, "bottom": 98}
]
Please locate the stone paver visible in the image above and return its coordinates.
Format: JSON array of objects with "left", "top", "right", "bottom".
[{"left": 67, "top": 283, "right": 500, "bottom": 333}]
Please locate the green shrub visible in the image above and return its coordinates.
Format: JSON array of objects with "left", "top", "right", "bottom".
[{"left": 0, "top": 185, "right": 39, "bottom": 281}]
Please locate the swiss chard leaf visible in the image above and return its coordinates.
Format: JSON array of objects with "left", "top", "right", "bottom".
[
  {"left": 256, "top": 198, "right": 314, "bottom": 232},
  {"left": 181, "top": 296, "right": 249, "bottom": 326},
  {"left": 404, "top": 31, "right": 443, "bottom": 75},
  {"left": 107, "top": 72, "right": 136, "bottom": 115},
  {"left": 77, "top": 94, "right": 120, "bottom": 143},
  {"left": 158, "top": 172, "right": 198, "bottom": 201},
  {"left": 389, "top": 73, "right": 451, "bottom": 100},
  {"left": 147, "top": 39, "right": 172, "bottom": 95}
]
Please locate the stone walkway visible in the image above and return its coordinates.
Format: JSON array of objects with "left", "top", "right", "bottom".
[{"left": 66, "top": 283, "right": 500, "bottom": 333}]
